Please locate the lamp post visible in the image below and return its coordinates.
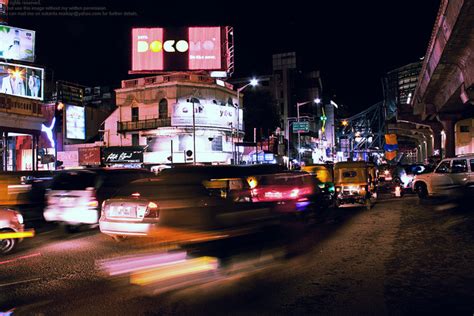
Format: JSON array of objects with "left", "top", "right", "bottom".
[
  {"left": 187, "top": 97, "right": 200, "bottom": 165},
  {"left": 296, "top": 98, "right": 320, "bottom": 164},
  {"left": 235, "top": 78, "right": 258, "bottom": 164}
]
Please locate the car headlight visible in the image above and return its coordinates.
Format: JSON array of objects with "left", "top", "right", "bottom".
[{"left": 16, "top": 212, "right": 24, "bottom": 225}]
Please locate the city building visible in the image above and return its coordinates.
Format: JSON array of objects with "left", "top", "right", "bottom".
[
  {"left": 232, "top": 53, "right": 325, "bottom": 165},
  {"left": 102, "top": 72, "right": 243, "bottom": 167}
]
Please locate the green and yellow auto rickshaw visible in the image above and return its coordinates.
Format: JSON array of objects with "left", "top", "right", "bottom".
[
  {"left": 333, "top": 161, "right": 377, "bottom": 209},
  {"left": 301, "top": 164, "right": 335, "bottom": 206}
]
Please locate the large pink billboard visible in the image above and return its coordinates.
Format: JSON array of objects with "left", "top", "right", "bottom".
[
  {"left": 132, "top": 28, "right": 163, "bottom": 72},
  {"left": 131, "top": 26, "right": 226, "bottom": 73},
  {"left": 188, "top": 27, "right": 221, "bottom": 70}
]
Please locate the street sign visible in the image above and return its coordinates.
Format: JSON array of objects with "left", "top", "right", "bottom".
[{"left": 292, "top": 121, "right": 310, "bottom": 133}]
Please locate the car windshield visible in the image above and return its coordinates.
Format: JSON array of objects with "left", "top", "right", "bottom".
[{"left": 50, "top": 172, "right": 97, "bottom": 190}]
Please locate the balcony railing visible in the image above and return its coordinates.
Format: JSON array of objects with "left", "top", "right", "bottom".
[{"left": 117, "top": 118, "right": 171, "bottom": 132}]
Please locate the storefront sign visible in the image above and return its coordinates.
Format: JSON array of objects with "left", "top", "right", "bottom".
[
  {"left": 78, "top": 147, "right": 101, "bottom": 166},
  {"left": 103, "top": 147, "right": 143, "bottom": 163}
]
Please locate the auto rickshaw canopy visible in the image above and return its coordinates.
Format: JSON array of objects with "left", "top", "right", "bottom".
[
  {"left": 301, "top": 165, "right": 334, "bottom": 183},
  {"left": 334, "top": 162, "right": 371, "bottom": 186}
]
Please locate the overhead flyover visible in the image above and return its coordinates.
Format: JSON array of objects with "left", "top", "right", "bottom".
[{"left": 412, "top": 0, "right": 474, "bottom": 157}]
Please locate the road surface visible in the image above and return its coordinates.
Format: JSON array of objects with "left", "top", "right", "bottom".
[{"left": 1, "top": 195, "right": 473, "bottom": 315}]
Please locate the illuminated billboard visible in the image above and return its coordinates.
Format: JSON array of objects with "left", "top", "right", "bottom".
[
  {"left": 0, "top": 0, "right": 8, "bottom": 24},
  {"left": 0, "top": 62, "right": 44, "bottom": 100},
  {"left": 0, "top": 25, "right": 35, "bottom": 62},
  {"left": 171, "top": 101, "right": 243, "bottom": 131},
  {"left": 65, "top": 105, "right": 86, "bottom": 140},
  {"left": 131, "top": 26, "right": 226, "bottom": 73}
]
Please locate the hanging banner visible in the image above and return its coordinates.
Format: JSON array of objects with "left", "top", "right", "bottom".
[{"left": 384, "top": 134, "right": 398, "bottom": 152}]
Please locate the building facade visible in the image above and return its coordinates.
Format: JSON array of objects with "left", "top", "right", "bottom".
[{"left": 103, "top": 73, "right": 243, "bottom": 166}]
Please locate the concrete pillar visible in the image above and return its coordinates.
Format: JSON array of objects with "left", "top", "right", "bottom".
[
  {"left": 426, "top": 134, "right": 433, "bottom": 157},
  {"left": 2, "top": 132, "right": 7, "bottom": 171},
  {"left": 432, "top": 126, "right": 442, "bottom": 157},
  {"left": 441, "top": 119, "right": 456, "bottom": 158},
  {"left": 32, "top": 134, "right": 38, "bottom": 171}
]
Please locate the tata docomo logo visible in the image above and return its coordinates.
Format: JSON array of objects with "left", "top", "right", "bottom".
[{"left": 137, "top": 37, "right": 216, "bottom": 53}]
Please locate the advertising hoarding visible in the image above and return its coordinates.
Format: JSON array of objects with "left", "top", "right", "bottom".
[
  {"left": 78, "top": 147, "right": 101, "bottom": 166},
  {"left": 0, "top": 25, "right": 35, "bottom": 62},
  {"left": 0, "top": 0, "right": 8, "bottom": 25},
  {"left": 65, "top": 105, "right": 86, "bottom": 140},
  {"left": 131, "top": 26, "right": 226, "bottom": 73},
  {"left": 103, "top": 147, "right": 143, "bottom": 164},
  {"left": 171, "top": 101, "right": 243, "bottom": 131},
  {"left": 57, "top": 81, "right": 84, "bottom": 105},
  {"left": 0, "top": 62, "right": 43, "bottom": 100}
]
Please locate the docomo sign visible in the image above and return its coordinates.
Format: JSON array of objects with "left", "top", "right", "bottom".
[
  {"left": 132, "top": 27, "right": 223, "bottom": 72},
  {"left": 137, "top": 39, "right": 206, "bottom": 54}
]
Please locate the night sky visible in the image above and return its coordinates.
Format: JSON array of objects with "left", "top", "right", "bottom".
[{"left": 8, "top": 0, "right": 440, "bottom": 114}]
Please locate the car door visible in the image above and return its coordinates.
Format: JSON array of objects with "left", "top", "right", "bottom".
[
  {"left": 449, "top": 159, "right": 469, "bottom": 190},
  {"left": 430, "top": 160, "right": 453, "bottom": 195}
]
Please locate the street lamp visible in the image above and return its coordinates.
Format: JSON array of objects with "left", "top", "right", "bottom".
[
  {"left": 234, "top": 78, "right": 259, "bottom": 164},
  {"left": 187, "top": 97, "right": 200, "bottom": 165},
  {"left": 296, "top": 98, "right": 320, "bottom": 164}
]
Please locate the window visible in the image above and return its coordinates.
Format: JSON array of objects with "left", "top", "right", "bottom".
[
  {"left": 435, "top": 160, "right": 451, "bottom": 174},
  {"left": 460, "top": 126, "right": 470, "bottom": 133},
  {"left": 159, "top": 99, "right": 168, "bottom": 119},
  {"left": 131, "top": 107, "right": 139, "bottom": 122},
  {"left": 451, "top": 159, "right": 467, "bottom": 173},
  {"left": 470, "top": 159, "right": 474, "bottom": 172},
  {"left": 211, "top": 136, "right": 223, "bottom": 151},
  {"left": 132, "top": 134, "right": 139, "bottom": 146},
  {"left": 342, "top": 171, "right": 357, "bottom": 178}
]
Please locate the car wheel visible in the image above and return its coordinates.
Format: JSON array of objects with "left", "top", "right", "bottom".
[
  {"left": 0, "top": 229, "right": 17, "bottom": 254},
  {"left": 416, "top": 183, "right": 428, "bottom": 199}
]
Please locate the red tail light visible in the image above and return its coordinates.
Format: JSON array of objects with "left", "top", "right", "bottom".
[{"left": 290, "top": 189, "right": 300, "bottom": 198}]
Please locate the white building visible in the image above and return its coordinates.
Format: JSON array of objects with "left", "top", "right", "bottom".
[{"left": 103, "top": 73, "right": 244, "bottom": 166}]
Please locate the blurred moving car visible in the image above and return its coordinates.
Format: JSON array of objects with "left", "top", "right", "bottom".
[
  {"left": 44, "top": 168, "right": 153, "bottom": 232},
  {"left": 334, "top": 162, "right": 377, "bottom": 209},
  {"left": 392, "top": 164, "right": 433, "bottom": 190},
  {"left": 377, "top": 164, "right": 393, "bottom": 182},
  {"left": 0, "top": 208, "right": 24, "bottom": 254},
  {"left": 99, "top": 166, "right": 280, "bottom": 240},
  {"left": 412, "top": 155, "right": 474, "bottom": 199},
  {"left": 249, "top": 172, "right": 322, "bottom": 213}
]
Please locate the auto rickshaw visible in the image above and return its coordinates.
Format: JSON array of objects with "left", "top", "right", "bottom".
[
  {"left": 301, "top": 164, "right": 335, "bottom": 206},
  {"left": 333, "top": 161, "right": 377, "bottom": 209}
]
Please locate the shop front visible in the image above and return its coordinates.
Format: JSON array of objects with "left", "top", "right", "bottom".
[{"left": 102, "top": 146, "right": 144, "bottom": 168}]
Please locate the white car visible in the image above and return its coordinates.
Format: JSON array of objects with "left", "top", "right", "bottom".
[
  {"left": 0, "top": 208, "right": 25, "bottom": 254},
  {"left": 412, "top": 155, "right": 474, "bottom": 199},
  {"left": 44, "top": 169, "right": 153, "bottom": 233}
]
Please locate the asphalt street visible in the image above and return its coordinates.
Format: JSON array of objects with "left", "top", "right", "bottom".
[{"left": 1, "top": 195, "right": 474, "bottom": 315}]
